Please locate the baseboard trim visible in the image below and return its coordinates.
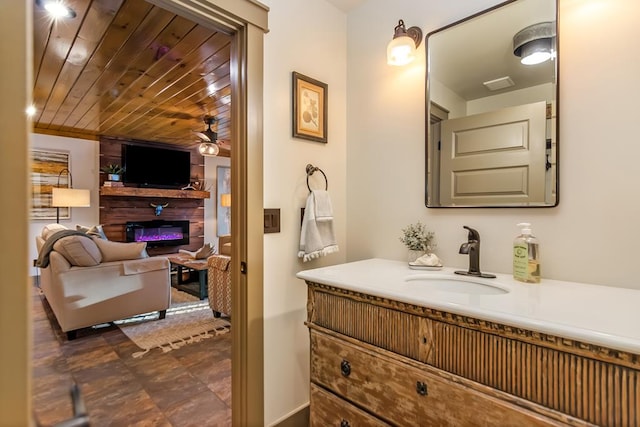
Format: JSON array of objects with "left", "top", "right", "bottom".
[{"left": 269, "top": 403, "right": 309, "bottom": 427}]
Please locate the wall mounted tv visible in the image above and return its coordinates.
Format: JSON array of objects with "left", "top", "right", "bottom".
[{"left": 122, "top": 144, "right": 191, "bottom": 189}]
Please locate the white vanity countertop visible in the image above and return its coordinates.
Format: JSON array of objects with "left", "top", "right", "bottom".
[{"left": 296, "top": 258, "right": 640, "bottom": 355}]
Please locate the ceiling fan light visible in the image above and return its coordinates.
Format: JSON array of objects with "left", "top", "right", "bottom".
[{"left": 198, "top": 142, "right": 219, "bottom": 157}]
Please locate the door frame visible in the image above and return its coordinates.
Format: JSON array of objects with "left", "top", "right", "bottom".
[{"left": 148, "top": 1, "right": 268, "bottom": 425}]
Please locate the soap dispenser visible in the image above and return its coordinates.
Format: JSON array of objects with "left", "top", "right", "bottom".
[{"left": 513, "top": 223, "right": 540, "bottom": 283}]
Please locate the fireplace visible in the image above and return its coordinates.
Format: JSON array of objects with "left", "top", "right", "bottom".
[{"left": 125, "top": 220, "right": 189, "bottom": 247}]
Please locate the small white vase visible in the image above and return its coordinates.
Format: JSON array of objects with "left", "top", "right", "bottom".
[
  {"left": 407, "top": 250, "right": 426, "bottom": 263},
  {"left": 108, "top": 173, "right": 121, "bottom": 182}
]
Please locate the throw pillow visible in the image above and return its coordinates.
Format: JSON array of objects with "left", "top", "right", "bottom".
[
  {"left": 76, "top": 224, "right": 108, "bottom": 240},
  {"left": 92, "top": 238, "right": 148, "bottom": 262},
  {"left": 53, "top": 235, "right": 102, "bottom": 266},
  {"left": 41, "top": 223, "right": 68, "bottom": 240}
]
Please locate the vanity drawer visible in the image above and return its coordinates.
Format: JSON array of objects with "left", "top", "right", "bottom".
[
  {"left": 310, "top": 384, "right": 389, "bottom": 427},
  {"left": 311, "top": 330, "right": 567, "bottom": 427}
]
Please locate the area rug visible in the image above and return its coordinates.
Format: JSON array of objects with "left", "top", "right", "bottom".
[{"left": 115, "top": 288, "right": 230, "bottom": 358}]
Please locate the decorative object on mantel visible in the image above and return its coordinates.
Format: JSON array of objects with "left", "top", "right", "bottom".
[
  {"left": 400, "top": 222, "right": 436, "bottom": 263},
  {"left": 103, "top": 180, "right": 123, "bottom": 187},
  {"left": 292, "top": 72, "right": 328, "bottom": 143},
  {"left": 149, "top": 202, "right": 168, "bottom": 216},
  {"left": 100, "top": 163, "right": 124, "bottom": 182}
]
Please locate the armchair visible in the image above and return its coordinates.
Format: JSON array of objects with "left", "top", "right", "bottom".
[{"left": 207, "top": 235, "right": 231, "bottom": 317}]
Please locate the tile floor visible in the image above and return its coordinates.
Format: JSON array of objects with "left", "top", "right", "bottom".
[{"left": 31, "top": 285, "right": 232, "bottom": 426}]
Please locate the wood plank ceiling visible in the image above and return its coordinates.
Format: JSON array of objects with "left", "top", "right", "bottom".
[{"left": 32, "top": 0, "right": 232, "bottom": 156}]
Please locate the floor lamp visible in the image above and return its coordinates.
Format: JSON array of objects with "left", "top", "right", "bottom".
[{"left": 51, "top": 168, "right": 90, "bottom": 223}]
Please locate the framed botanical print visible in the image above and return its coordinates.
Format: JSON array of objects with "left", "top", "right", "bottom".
[{"left": 292, "top": 71, "right": 328, "bottom": 143}]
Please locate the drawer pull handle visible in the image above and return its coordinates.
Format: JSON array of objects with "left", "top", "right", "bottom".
[
  {"left": 340, "top": 420, "right": 350, "bottom": 427},
  {"left": 341, "top": 360, "right": 351, "bottom": 377},
  {"left": 416, "top": 381, "right": 428, "bottom": 396}
]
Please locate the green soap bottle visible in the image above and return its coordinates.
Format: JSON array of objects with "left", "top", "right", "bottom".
[{"left": 513, "top": 222, "right": 540, "bottom": 283}]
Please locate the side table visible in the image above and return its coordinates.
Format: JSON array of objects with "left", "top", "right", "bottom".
[{"left": 167, "top": 256, "right": 209, "bottom": 300}]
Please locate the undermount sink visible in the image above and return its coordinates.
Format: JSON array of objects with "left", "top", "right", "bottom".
[{"left": 405, "top": 274, "right": 509, "bottom": 295}]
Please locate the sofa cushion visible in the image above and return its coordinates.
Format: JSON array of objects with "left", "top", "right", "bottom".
[
  {"left": 41, "top": 223, "right": 68, "bottom": 240},
  {"left": 53, "top": 235, "right": 102, "bottom": 266},
  {"left": 92, "top": 238, "right": 148, "bottom": 262},
  {"left": 76, "top": 224, "right": 108, "bottom": 240}
]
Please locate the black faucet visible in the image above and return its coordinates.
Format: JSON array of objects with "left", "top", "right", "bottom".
[{"left": 455, "top": 226, "right": 496, "bottom": 279}]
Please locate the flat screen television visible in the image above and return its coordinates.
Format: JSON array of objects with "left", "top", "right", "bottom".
[{"left": 122, "top": 144, "right": 191, "bottom": 189}]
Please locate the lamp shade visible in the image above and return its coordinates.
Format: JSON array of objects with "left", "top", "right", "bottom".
[
  {"left": 199, "top": 142, "right": 219, "bottom": 156},
  {"left": 387, "top": 36, "right": 417, "bottom": 66},
  {"left": 51, "top": 188, "right": 91, "bottom": 207},
  {"left": 220, "top": 193, "right": 231, "bottom": 207}
]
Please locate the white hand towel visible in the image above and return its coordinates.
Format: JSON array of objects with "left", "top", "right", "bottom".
[
  {"left": 298, "top": 191, "right": 339, "bottom": 262},
  {"left": 312, "top": 190, "right": 333, "bottom": 222}
]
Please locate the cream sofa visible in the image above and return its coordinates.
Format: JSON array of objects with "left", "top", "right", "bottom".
[{"left": 36, "top": 224, "right": 171, "bottom": 340}]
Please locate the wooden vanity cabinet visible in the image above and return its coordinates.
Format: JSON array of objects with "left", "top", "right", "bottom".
[{"left": 305, "top": 281, "right": 640, "bottom": 426}]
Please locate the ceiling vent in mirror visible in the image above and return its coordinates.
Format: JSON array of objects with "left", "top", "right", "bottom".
[
  {"left": 513, "top": 22, "right": 556, "bottom": 65},
  {"left": 483, "top": 76, "right": 515, "bottom": 91}
]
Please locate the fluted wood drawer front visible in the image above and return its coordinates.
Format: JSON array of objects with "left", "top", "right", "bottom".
[
  {"left": 310, "top": 384, "right": 390, "bottom": 427},
  {"left": 311, "top": 330, "right": 568, "bottom": 427}
]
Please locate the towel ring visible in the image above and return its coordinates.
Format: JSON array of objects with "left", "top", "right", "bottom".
[{"left": 306, "top": 164, "right": 328, "bottom": 192}]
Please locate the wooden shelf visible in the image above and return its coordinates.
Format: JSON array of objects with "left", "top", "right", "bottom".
[{"left": 99, "top": 187, "right": 210, "bottom": 199}]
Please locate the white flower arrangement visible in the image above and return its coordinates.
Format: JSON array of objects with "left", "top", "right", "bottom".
[{"left": 400, "top": 222, "right": 436, "bottom": 252}]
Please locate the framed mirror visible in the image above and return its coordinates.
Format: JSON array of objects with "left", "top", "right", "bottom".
[{"left": 425, "top": 0, "right": 558, "bottom": 207}]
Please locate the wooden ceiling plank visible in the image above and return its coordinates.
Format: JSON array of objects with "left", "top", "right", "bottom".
[
  {"left": 98, "top": 26, "right": 225, "bottom": 133},
  {"left": 39, "top": 0, "right": 125, "bottom": 127},
  {"left": 63, "top": 5, "right": 178, "bottom": 132},
  {"left": 32, "top": 0, "right": 92, "bottom": 124},
  {"left": 114, "top": 44, "right": 230, "bottom": 137},
  {"left": 90, "top": 14, "right": 201, "bottom": 130},
  {"left": 33, "top": 6, "right": 54, "bottom": 83},
  {"left": 114, "top": 46, "right": 230, "bottom": 137},
  {"left": 48, "top": 0, "right": 155, "bottom": 131}
]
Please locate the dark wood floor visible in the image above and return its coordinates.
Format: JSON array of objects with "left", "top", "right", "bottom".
[{"left": 31, "top": 284, "right": 232, "bottom": 426}]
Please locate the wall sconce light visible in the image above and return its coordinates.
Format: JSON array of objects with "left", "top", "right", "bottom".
[
  {"left": 513, "top": 22, "right": 556, "bottom": 65},
  {"left": 35, "top": 0, "right": 77, "bottom": 19},
  {"left": 387, "top": 19, "right": 423, "bottom": 66},
  {"left": 50, "top": 169, "right": 90, "bottom": 223},
  {"left": 220, "top": 193, "right": 231, "bottom": 207}
]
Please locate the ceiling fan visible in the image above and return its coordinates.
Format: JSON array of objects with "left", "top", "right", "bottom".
[{"left": 195, "top": 116, "right": 220, "bottom": 156}]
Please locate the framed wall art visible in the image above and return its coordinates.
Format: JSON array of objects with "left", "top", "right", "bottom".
[
  {"left": 292, "top": 71, "right": 328, "bottom": 143},
  {"left": 217, "top": 166, "right": 231, "bottom": 236},
  {"left": 30, "top": 149, "right": 70, "bottom": 220}
]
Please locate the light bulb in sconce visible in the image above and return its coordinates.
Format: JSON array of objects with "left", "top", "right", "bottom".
[
  {"left": 220, "top": 193, "right": 231, "bottom": 207},
  {"left": 387, "top": 19, "right": 423, "bottom": 66}
]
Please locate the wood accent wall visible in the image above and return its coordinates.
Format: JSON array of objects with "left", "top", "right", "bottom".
[{"left": 99, "top": 136, "right": 209, "bottom": 256}]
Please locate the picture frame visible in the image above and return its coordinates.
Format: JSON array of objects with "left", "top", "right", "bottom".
[
  {"left": 217, "top": 166, "right": 231, "bottom": 236},
  {"left": 30, "top": 149, "right": 71, "bottom": 220},
  {"left": 292, "top": 71, "right": 328, "bottom": 143}
]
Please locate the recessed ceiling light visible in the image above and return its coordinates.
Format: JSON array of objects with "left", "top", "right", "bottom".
[
  {"left": 26, "top": 105, "right": 37, "bottom": 117},
  {"left": 36, "top": 0, "right": 77, "bottom": 19}
]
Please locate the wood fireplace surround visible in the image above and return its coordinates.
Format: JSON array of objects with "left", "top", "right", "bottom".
[{"left": 99, "top": 137, "right": 210, "bottom": 256}]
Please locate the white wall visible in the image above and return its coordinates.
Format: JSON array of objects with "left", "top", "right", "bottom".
[
  {"left": 28, "top": 134, "right": 99, "bottom": 275},
  {"left": 262, "top": 0, "right": 348, "bottom": 424},
  {"left": 346, "top": 0, "right": 640, "bottom": 289}
]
